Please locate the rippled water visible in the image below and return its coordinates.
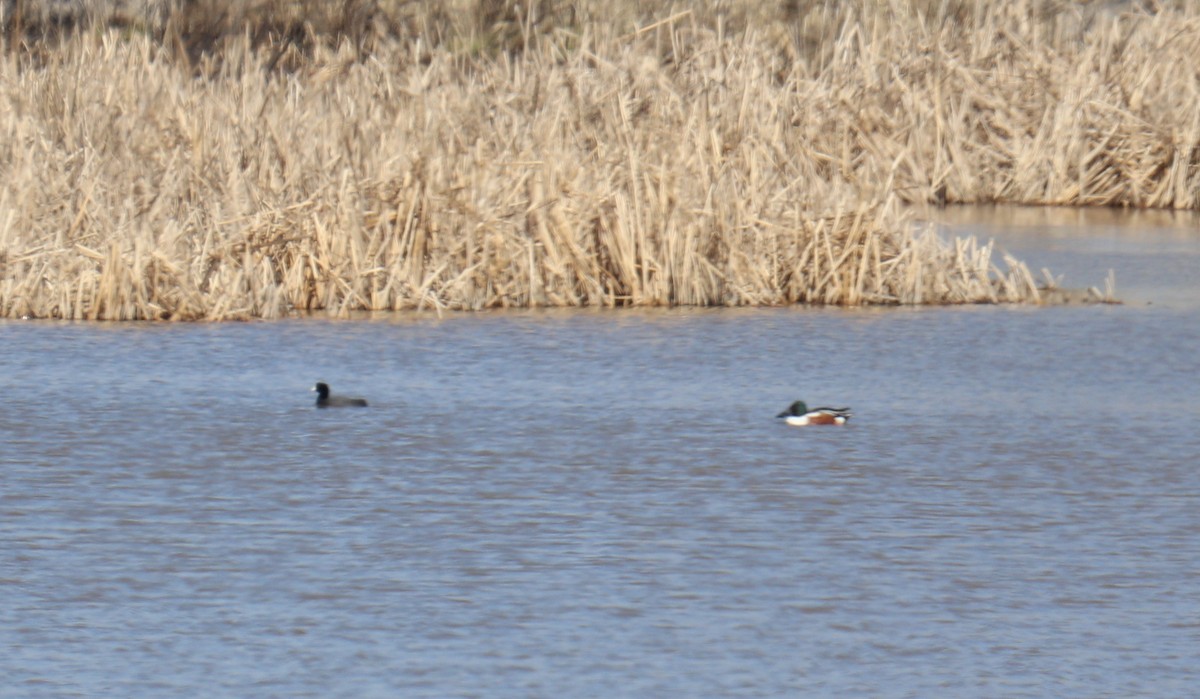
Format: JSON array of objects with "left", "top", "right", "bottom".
[{"left": 2, "top": 209, "right": 1198, "bottom": 697}]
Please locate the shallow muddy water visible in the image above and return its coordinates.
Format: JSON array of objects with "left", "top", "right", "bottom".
[{"left": 2, "top": 209, "right": 1199, "bottom": 697}]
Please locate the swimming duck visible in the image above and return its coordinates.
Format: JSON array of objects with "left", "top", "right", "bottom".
[
  {"left": 313, "top": 382, "right": 369, "bottom": 408},
  {"left": 776, "top": 400, "right": 851, "bottom": 426}
]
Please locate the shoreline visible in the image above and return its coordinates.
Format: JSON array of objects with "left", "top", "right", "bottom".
[{"left": 2, "top": 2, "right": 1192, "bottom": 320}]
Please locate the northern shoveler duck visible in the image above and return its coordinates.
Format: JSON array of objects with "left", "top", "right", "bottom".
[
  {"left": 776, "top": 400, "right": 851, "bottom": 426},
  {"left": 313, "top": 382, "right": 369, "bottom": 408}
]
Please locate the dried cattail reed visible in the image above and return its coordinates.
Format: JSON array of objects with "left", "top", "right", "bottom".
[{"left": 4, "top": 1, "right": 1181, "bottom": 319}]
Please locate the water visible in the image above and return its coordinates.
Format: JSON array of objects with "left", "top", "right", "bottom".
[{"left": 2, "top": 209, "right": 1199, "bottom": 697}]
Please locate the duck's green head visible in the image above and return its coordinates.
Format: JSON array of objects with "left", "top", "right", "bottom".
[{"left": 778, "top": 400, "right": 808, "bottom": 417}]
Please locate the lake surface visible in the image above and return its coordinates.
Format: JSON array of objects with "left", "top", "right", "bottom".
[{"left": 2, "top": 208, "right": 1198, "bottom": 697}]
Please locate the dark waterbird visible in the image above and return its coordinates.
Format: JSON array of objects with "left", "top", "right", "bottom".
[{"left": 312, "top": 382, "right": 369, "bottom": 408}]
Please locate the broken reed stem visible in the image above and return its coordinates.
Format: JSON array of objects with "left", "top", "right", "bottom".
[{"left": 3, "top": 2, "right": 1190, "bottom": 320}]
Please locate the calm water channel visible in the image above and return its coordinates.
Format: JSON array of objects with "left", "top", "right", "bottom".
[{"left": 2, "top": 208, "right": 1198, "bottom": 697}]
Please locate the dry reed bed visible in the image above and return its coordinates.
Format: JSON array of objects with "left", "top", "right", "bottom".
[
  {"left": 823, "top": 2, "right": 1200, "bottom": 209},
  {"left": 8, "top": 3, "right": 1186, "bottom": 319}
]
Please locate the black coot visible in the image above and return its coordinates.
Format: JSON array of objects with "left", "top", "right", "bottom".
[{"left": 313, "top": 382, "right": 369, "bottom": 408}]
